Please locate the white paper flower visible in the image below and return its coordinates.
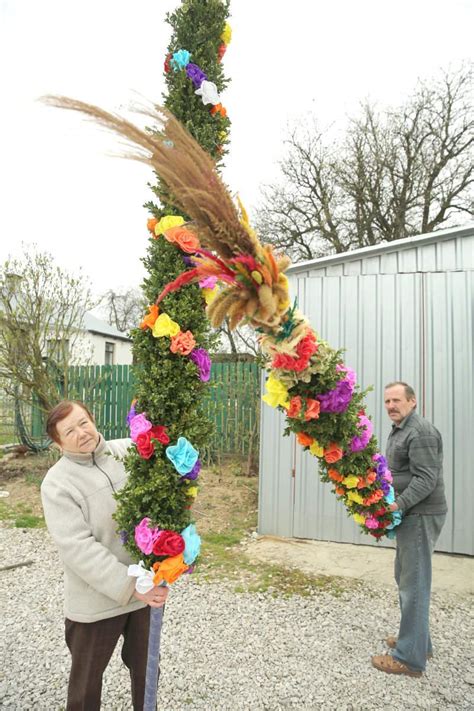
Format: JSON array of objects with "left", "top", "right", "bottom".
[
  {"left": 128, "top": 562, "right": 155, "bottom": 593},
  {"left": 195, "top": 80, "right": 220, "bottom": 106}
]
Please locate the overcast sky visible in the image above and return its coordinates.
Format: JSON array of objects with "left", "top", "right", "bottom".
[{"left": 0, "top": 0, "right": 472, "bottom": 297}]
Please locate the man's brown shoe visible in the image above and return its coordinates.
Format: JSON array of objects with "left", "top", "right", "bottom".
[
  {"left": 385, "top": 636, "right": 433, "bottom": 659},
  {"left": 372, "top": 654, "right": 422, "bottom": 677}
]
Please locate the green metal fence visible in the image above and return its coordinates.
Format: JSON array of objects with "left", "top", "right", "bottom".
[{"left": 32, "top": 361, "right": 261, "bottom": 459}]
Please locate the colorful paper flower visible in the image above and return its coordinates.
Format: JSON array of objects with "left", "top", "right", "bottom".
[
  {"left": 154, "top": 215, "right": 185, "bottom": 236},
  {"left": 152, "top": 530, "right": 185, "bottom": 557},
  {"left": 221, "top": 23, "right": 232, "bottom": 44},
  {"left": 140, "top": 304, "right": 159, "bottom": 330},
  {"left": 166, "top": 436, "right": 199, "bottom": 475},
  {"left": 182, "top": 459, "right": 201, "bottom": 480},
  {"left": 171, "top": 49, "right": 191, "bottom": 71},
  {"left": 147, "top": 217, "right": 158, "bottom": 233},
  {"left": 352, "top": 513, "right": 366, "bottom": 526},
  {"left": 324, "top": 443, "right": 344, "bottom": 464},
  {"left": 309, "top": 441, "right": 324, "bottom": 457},
  {"left": 150, "top": 425, "right": 170, "bottom": 445},
  {"left": 342, "top": 475, "right": 359, "bottom": 489},
  {"left": 297, "top": 431, "right": 314, "bottom": 447},
  {"left": 195, "top": 80, "right": 220, "bottom": 105},
  {"left": 126, "top": 400, "right": 137, "bottom": 426},
  {"left": 262, "top": 372, "right": 290, "bottom": 409},
  {"left": 152, "top": 313, "right": 181, "bottom": 338},
  {"left": 136, "top": 430, "right": 156, "bottom": 459},
  {"left": 134, "top": 517, "right": 161, "bottom": 555},
  {"left": 129, "top": 413, "right": 152, "bottom": 442},
  {"left": 170, "top": 330, "right": 196, "bottom": 356},
  {"left": 189, "top": 348, "right": 212, "bottom": 382},
  {"left": 287, "top": 396, "right": 302, "bottom": 418},
  {"left": 164, "top": 226, "right": 200, "bottom": 253},
  {"left": 350, "top": 414, "right": 374, "bottom": 452},
  {"left": 304, "top": 398, "right": 321, "bottom": 421},
  {"left": 185, "top": 62, "right": 207, "bottom": 88},
  {"left": 202, "top": 286, "right": 218, "bottom": 305},
  {"left": 153, "top": 554, "right": 189, "bottom": 585},
  {"left": 181, "top": 523, "right": 201, "bottom": 565}
]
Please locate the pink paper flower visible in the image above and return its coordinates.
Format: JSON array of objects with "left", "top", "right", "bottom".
[
  {"left": 129, "top": 413, "right": 152, "bottom": 442},
  {"left": 134, "top": 517, "right": 161, "bottom": 555}
]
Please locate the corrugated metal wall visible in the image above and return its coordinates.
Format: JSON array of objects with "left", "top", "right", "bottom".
[{"left": 258, "top": 226, "right": 474, "bottom": 555}]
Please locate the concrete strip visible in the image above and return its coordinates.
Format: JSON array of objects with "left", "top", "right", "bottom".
[{"left": 245, "top": 535, "right": 474, "bottom": 595}]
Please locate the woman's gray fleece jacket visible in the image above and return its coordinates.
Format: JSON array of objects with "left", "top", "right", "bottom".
[{"left": 41, "top": 435, "right": 145, "bottom": 623}]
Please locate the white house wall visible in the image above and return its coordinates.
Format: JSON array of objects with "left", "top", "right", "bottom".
[{"left": 258, "top": 227, "right": 474, "bottom": 555}]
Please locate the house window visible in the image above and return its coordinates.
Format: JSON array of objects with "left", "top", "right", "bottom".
[{"left": 104, "top": 342, "right": 115, "bottom": 365}]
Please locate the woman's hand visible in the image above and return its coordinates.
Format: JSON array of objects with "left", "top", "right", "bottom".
[{"left": 133, "top": 584, "right": 169, "bottom": 608}]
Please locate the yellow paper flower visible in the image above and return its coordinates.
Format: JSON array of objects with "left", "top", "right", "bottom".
[
  {"left": 309, "top": 441, "right": 324, "bottom": 457},
  {"left": 221, "top": 23, "right": 232, "bottom": 44},
  {"left": 347, "top": 490, "right": 364, "bottom": 505},
  {"left": 187, "top": 486, "right": 199, "bottom": 499},
  {"left": 353, "top": 512, "right": 366, "bottom": 525},
  {"left": 152, "top": 312, "right": 180, "bottom": 338},
  {"left": 262, "top": 372, "right": 290, "bottom": 409},
  {"left": 154, "top": 215, "right": 184, "bottom": 236},
  {"left": 342, "top": 475, "right": 359, "bottom": 489},
  {"left": 202, "top": 286, "right": 218, "bottom": 305}
]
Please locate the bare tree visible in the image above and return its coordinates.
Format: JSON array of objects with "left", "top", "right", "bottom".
[
  {"left": 0, "top": 246, "right": 94, "bottom": 411},
  {"left": 100, "top": 288, "right": 145, "bottom": 333},
  {"left": 257, "top": 65, "right": 474, "bottom": 260}
]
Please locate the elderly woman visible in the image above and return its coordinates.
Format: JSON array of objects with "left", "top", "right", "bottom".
[{"left": 41, "top": 399, "right": 168, "bottom": 711}]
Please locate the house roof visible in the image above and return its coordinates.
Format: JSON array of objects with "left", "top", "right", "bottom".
[
  {"left": 286, "top": 223, "right": 474, "bottom": 274},
  {"left": 83, "top": 312, "right": 131, "bottom": 342}
]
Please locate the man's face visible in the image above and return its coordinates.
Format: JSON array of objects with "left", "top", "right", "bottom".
[
  {"left": 384, "top": 385, "right": 416, "bottom": 425},
  {"left": 55, "top": 403, "right": 99, "bottom": 453}
]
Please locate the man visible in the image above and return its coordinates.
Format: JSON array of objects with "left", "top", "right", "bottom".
[
  {"left": 41, "top": 400, "right": 168, "bottom": 710},
  {"left": 371, "top": 382, "right": 447, "bottom": 678}
]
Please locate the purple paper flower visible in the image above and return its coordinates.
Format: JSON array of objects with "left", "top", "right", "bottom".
[
  {"left": 119, "top": 530, "right": 128, "bottom": 545},
  {"left": 126, "top": 401, "right": 137, "bottom": 426},
  {"left": 317, "top": 364, "right": 356, "bottom": 414},
  {"left": 189, "top": 348, "right": 212, "bottom": 382},
  {"left": 182, "top": 254, "right": 195, "bottom": 267},
  {"left": 185, "top": 62, "right": 207, "bottom": 88},
  {"left": 350, "top": 415, "right": 374, "bottom": 452},
  {"left": 182, "top": 459, "right": 201, "bottom": 480},
  {"left": 373, "top": 454, "right": 392, "bottom": 494}
]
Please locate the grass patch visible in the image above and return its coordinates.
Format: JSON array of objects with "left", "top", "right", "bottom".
[{"left": 0, "top": 500, "right": 45, "bottom": 528}]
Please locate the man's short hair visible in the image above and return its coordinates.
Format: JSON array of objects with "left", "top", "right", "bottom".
[
  {"left": 384, "top": 381, "right": 416, "bottom": 400},
  {"left": 46, "top": 400, "right": 94, "bottom": 443}
]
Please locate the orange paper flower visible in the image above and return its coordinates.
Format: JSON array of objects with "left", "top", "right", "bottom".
[
  {"left": 324, "top": 442, "right": 344, "bottom": 464},
  {"left": 304, "top": 398, "right": 321, "bottom": 421},
  {"left": 335, "top": 486, "right": 346, "bottom": 496},
  {"left": 164, "top": 226, "right": 200, "bottom": 254},
  {"left": 328, "top": 468, "right": 344, "bottom": 483},
  {"left": 363, "top": 489, "right": 384, "bottom": 506},
  {"left": 170, "top": 330, "right": 196, "bottom": 356},
  {"left": 140, "top": 304, "right": 159, "bottom": 330},
  {"left": 210, "top": 103, "right": 227, "bottom": 117},
  {"left": 296, "top": 431, "right": 314, "bottom": 447},
  {"left": 147, "top": 217, "right": 158, "bottom": 234},
  {"left": 287, "top": 396, "right": 302, "bottom": 418},
  {"left": 153, "top": 553, "right": 189, "bottom": 585}
]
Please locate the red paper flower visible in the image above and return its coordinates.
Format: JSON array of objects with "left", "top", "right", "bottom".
[
  {"left": 136, "top": 430, "right": 155, "bottom": 459},
  {"left": 217, "top": 42, "right": 227, "bottom": 61},
  {"left": 150, "top": 425, "right": 170, "bottom": 445},
  {"left": 164, "top": 53, "right": 172, "bottom": 74},
  {"left": 152, "top": 530, "right": 185, "bottom": 557}
]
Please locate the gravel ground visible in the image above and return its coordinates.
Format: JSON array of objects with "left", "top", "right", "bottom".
[{"left": 1, "top": 529, "right": 473, "bottom": 711}]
